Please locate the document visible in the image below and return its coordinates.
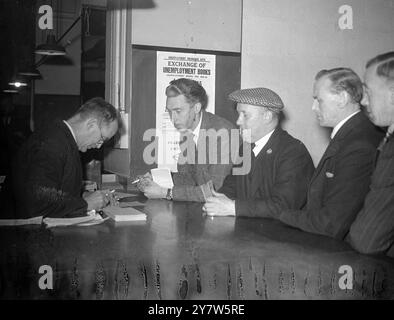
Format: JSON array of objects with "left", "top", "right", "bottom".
[
  {"left": 151, "top": 168, "right": 174, "bottom": 189},
  {"left": 0, "top": 211, "right": 108, "bottom": 228},
  {"left": 102, "top": 206, "right": 147, "bottom": 222},
  {"left": 43, "top": 212, "right": 107, "bottom": 228},
  {"left": 0, "top": 216, "right": 43, "bottom": 226}
]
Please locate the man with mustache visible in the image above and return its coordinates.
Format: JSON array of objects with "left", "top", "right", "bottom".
[{"left": 138, "top": 78, "right": 236, "bottom": 202}]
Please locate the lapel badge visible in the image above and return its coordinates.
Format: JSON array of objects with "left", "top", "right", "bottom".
[
  {"left": 326, "top": 172, "right": 334, "bottom": 178},
  {"left": 266, "top": 148, "right": 272, "bottom": 154}
]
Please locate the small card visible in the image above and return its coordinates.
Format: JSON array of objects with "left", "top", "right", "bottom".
[
  {"left": 151, "top": 168, "right": 174, "bottom": 189},
  {"left": 200, "top": 180, "right": 215, "bottom": 201}
]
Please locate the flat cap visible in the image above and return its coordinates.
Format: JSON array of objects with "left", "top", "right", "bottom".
[{"left": 228, "top": 87, "right": 284, "bottom": 112}]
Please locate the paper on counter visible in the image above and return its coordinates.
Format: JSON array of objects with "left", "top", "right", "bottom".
[
  {"left": 151, "top": 168, "right": 174, "bottom": 189},
  {"left": 0, "top": 216, "right": 43, "bottom": 226}
]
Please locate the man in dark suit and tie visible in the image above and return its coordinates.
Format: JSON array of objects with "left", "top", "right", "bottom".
[
  {"left": 277, "top": 68, "right": 383, "bottom": 239},
  {"left": 203, "top": 87, "right": 314, "bottom": 218},
  {"left": 348, "top": 52, "right": 394, "bottom": 257}
]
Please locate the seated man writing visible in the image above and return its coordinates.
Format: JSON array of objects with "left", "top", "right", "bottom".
[
  {"left": 203, "top": 87, "right": 314, "bottom": 218},
  {"left": 1, "top": 97, "right": 119, "bottom": 219}
]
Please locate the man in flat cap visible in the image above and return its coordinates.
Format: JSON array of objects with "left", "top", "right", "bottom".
[
  {"left": 203, "top": 87, "right": 314, "bottom": 218},
  {"left": 278, "top": 68, "right": 383, "bottom": 239}
]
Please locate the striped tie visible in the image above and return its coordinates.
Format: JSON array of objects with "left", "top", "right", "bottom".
[{"left": 375, "top": 129, "right": 393, "bottom": 166}]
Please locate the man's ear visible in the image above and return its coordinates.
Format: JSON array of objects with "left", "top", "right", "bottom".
[
  {"left": 85, "top": 117, "right": 98, "bottom": 131},
  {"left": 193, "top": 102, "right": 202, "bottom": 114},
  {"left": 336, "top": 91, "right": 348, "bottom": 108},
  {"left": 262, "top": 109, "right": 273, "bottom": 121},
  {"left": 388, "top": 84, "right": 394, "bottom": 105}
]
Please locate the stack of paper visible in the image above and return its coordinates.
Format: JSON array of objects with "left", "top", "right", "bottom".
[{"left": 103, "top": 206, "right": 147, "bottom": 222}]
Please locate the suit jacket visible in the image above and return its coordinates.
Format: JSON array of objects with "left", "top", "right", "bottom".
[
  {"left": 278, "top": 112, "right": 384, "bottom": 239},
  {"left": 172, "top": 110, "right": 237, "bottom": 202},
  {"left": 219, "top": 127, "right": 315, "bottom": 217},
  {"left": 347, "top": 131, "right": 394, "bottom": 257},
  {"left": 5, "top": 120, "right": 87, "bottom": 219}
]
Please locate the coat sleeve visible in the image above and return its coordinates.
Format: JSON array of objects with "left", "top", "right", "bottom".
[
  {"left": 236, "top": 142, "right": 314, "bottom": 218},
  {"left": 218, "top": 174, "right": 237, "bottom": 199},
  {"left": 172, "top": 163, "right": 233, "bottom": 202},
  {"left": 172, "top": 127, "right": 235, "bottom": 202},
  {"left": 278, "top": 141, "right": 377, "bottom": 239},
  {"left": 23, "top": 141, "right": 87, "bottom": 218},
  {"left": 347, "top": 144, "right": 394, "bottom": 255}
]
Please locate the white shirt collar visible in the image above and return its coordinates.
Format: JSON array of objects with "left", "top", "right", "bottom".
[
  {"left": 63, "top": 120, "right": 77, "bottom": 144},
  {"left": 253, "top": 129, "right": 275, "bottom": 157},
  {"left": 192, "top": 112, "right": 203, "bottom": 145},
  {"left": 331, "top": 110, "right": 360, "bottom": 139}
]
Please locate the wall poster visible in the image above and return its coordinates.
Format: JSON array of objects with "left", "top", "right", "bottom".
[{"left": 156, "top": 51, "right": 216, "bottom": 171}]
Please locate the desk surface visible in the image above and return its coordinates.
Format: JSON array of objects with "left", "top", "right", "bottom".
[{"left": 1, "top": 192, "right": 393, "bottom": 300}]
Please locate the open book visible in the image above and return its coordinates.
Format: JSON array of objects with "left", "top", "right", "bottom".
[
  {"left": 102, "top": 205, "right": 147, "bottom": 222},
  {"left": 43, "top": 211, "right": 108, "bottom": 228},
  {"left": 0, "top": 216, "right": 43, "bottom": 226}
]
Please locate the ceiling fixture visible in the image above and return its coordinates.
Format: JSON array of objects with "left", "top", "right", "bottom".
[
  {"left": 2, "top": 88, "right": 19, "bottom": 93},
  {"left": 8, "top": 76, "right": 28, "bottom": 87},
  {"left": 18, "top": 66, "right": 43, "bottom": 79},
  {"left": 35, "top": 34, "right": 66, "bottom": 56}
]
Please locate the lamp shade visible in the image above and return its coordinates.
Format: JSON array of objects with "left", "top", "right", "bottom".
[
  {"left": 35, "top": 34, "right": 66, "bottom": 56},
  {"left": 8, "top": 75, "right": 28, "bottom": 87},
  {"left": 2, "top": 88, "right": 19, "bottom": 93},
  {"left": 18, "top": 66, "right": 42, "bottom": 79}
]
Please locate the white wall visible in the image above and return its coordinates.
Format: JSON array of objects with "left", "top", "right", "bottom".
[
  {"left": 241, "top": 0, "right": 394, "bottom": 164},
  {"left": 131, "top": 0, "right": 242, "bottom": 52}
]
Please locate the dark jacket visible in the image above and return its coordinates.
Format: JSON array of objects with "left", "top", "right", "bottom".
[
  {"left": 219, "top": 127, "right": 315, "bottom": 217},
  {"left": 347, "top": 130, "right": 394, "bottom": 256},
  {"left": 8, "top": 120, "right": 87, "bottom": 218},
  {"left": 172, "top": 110, "right": 237, "bottom": 202},
  {"left": 279, "top": 112, "right": 384, "bottom": 239}
]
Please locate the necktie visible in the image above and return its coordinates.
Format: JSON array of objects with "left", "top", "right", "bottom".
[
  {"left": 375, "top": 129, "right": 393, "bottom": 166},
  {"left": 250, "top": 142, "right": 256, "bottom": 162},
  {"left": 248, "top": 142, "right": 256, "bottom": 182},
  {"left": 179, "top": 131, "right": 197, "bottom": 164}
]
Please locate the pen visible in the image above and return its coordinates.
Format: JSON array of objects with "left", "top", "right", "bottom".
[
  {"left": 105, "top": 189, "right": 115, "bottom": 196},
  {"left": 131, "top": 178, "right": 140, "bottom": 184}
]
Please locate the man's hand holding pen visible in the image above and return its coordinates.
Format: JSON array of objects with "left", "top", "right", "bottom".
[{"left": 83, "top": 189, "right": 118, "bottom": 210}]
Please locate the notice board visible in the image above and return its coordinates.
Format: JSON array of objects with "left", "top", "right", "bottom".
[{"left": 130, "top": 45, "right": 241, "bottom": 177}]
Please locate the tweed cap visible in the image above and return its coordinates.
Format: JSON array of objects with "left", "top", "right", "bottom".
[{"left": 228, "top": 87, "right": 284, "bottom": 113}]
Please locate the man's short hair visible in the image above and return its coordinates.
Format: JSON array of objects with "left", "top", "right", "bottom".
[
  {"left": 165, "top": 78, "right": 208, "bottom": 110},
  {"left": 315, "top": 68, "right": 363, "bottom": 104},
  {"left": 76, "top": 97, "right": 118, "bottom": 125},
  {"left": 366, "top": 51, "right": 394, "bottom": 84}
]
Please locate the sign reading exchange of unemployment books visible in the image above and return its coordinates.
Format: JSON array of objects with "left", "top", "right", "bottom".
[{"left": 156, "top": 51, "right": 216, "bottom": 171}]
